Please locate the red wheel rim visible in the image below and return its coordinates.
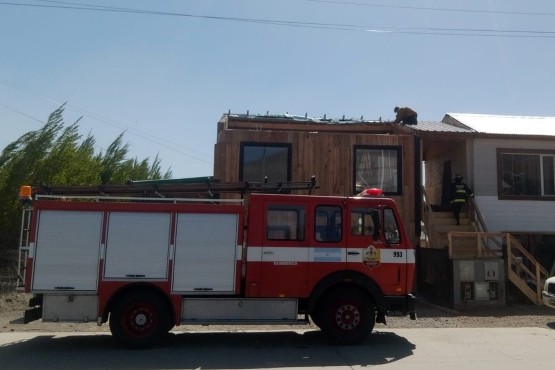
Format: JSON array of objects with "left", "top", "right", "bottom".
[
  {"left": 122, "top": 302, "right": 158, "bottom": 338},
  {"left": 334, "top": 303, "right": 362, "bottom": 331}
]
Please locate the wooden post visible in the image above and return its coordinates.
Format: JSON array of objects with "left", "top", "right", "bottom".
[{"left": 536, "top": 261, "right": 542, "bottom": 304}]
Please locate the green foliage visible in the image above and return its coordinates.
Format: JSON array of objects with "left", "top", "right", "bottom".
[{"left": 0, "top": 104, "right": 172, "bottom": 251}]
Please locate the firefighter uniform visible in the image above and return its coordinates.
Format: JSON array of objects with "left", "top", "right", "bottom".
[{"left": 450, "top": 175, "right": 473, "bottom": 225}]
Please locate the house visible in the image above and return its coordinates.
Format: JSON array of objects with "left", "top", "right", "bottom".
[
  {"left": 416, "top": 113, "right": 555, "bottom": 262},
  {"left": 409, "top": 113, "right": 555, "bottom": 308},
  {"left": 214, "top": 112, "right": 422, "bottom": 243},
  {"left": 213, "top": 111, "right": 555, "bottom": 309}
]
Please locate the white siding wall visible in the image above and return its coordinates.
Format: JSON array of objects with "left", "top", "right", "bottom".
[
  {"left": 473, "top": 138, "right": 555, "bottom": 232},
  {"left": 475, "top": 195, "right": 555, "bottom": 232}
]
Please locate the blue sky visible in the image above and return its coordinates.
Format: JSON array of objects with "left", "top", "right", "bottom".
[{"left": 1, "top": 0, "right": 555, "bottom": 178}]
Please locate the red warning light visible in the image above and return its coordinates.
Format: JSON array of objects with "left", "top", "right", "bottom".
[{"left": 357, "top": 188, "right": 384, "bottom": 197}]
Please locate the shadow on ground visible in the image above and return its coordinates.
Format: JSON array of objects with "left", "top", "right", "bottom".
[{"left": 0, "top": 329, "right": 415, "bottom": 370}]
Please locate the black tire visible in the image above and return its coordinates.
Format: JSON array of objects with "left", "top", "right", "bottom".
[
  {"left": 310, "top": 311, "right": 322, "bottom": 329},
  {"left": 317, "top": 287, "right": 375, "bottom": 345},
  {"left": 109, "top": 289, "right": 172, "bottom": 349}
]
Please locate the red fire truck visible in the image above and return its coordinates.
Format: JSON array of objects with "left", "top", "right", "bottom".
[{"left": 18, "top": 179, "right": 416, "bottom": 348}]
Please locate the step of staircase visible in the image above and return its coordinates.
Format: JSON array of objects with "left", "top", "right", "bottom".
[{"left": 424, "top": 211, "right": 474, "bottom": 249}]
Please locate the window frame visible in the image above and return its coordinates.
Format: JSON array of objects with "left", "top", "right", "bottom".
[
  {"left": 266, "top": 204, "right": 306, "bottom": 241},
  {"left": 497, "top": 148, "right": 555, "bottom": 200},
  {"left": 350, "top": 207, "right": 379, "bottom": 238},
  {"left": 383, "top": 207, "right": 401, "bottom": 244},
  {"left": 314, "top": 205, "right": 343, "bottom": 243},
  {"left": 353, "top": 145, "right": 403, "bottom": 195},
  {"left": 239, "top": 142, "right": 292, "bottom": 183}
]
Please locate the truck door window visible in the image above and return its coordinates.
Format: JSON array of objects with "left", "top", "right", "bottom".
[
  {"left": 350, "top": 208, "right": 378, "bottom": 237},
  {"left": 384, "top": 208, "right": 400, "bottom": 244},
  {"left": 267, "top": 205, "right": 306, "bottom": 241},
  {"left": 315, "top": 205, "right": 342, "bottom": 242}
]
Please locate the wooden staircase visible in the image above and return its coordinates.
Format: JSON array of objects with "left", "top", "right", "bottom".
[
  {"left": 421, "top": 187, "right": 548, "bottom": 304},
  {"left": 505, "top": 235, "right": 549, "bottom": 304},
  {"left": 430, "top": 211, "right": 474, "bottom": 248}
]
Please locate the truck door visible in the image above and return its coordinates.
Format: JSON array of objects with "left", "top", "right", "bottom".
[
  {"left": 259, "top": 203, "right": 309, "bottom": 297},
  {"left": 309, "top": 204, "right": 346, "bottom": 287},
  {"left": 346, "top": 205, "right": 407, "bottom": 295},
  {"left": 32, "top": 210, "right": 103, "bottom": 292}
]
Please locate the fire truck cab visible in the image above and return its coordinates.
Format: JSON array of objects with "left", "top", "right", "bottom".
[{"left": 19, "top": 182, "right": 416, "bottom": 348}]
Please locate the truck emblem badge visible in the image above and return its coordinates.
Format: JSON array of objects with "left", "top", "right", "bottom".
[{"left": 362, "top": 245, "right": 380, "bottom": 268}]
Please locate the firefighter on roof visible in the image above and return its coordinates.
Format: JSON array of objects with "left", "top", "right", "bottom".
[{"left": 393, "top": 106, "right": 418, "bottom": 125}]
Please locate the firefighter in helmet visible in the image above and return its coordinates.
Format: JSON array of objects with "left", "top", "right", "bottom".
[{"left": 450, "top": 174, "right": 473, "bottom": 225}]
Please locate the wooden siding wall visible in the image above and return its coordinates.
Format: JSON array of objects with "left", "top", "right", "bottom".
[{"left": 214, "top": 118, "right": 418, "bottom": 243}]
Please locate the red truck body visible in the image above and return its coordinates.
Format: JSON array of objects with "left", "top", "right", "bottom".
[{"left": 20, "top": 187, "right": 416, "bottom": 348}]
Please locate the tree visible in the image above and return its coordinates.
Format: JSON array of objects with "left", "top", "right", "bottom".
[{"left": 0, "top": 104, "right": 172, "bottom": 252}]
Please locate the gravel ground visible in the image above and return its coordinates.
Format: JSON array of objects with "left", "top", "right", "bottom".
[{"left": 1, "top": 292, "right": 554, "bottom": 333}]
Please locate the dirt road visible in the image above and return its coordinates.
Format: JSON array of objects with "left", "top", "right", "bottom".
[{"left": 2, "top": 292, "right": 554, "bottom": 333}]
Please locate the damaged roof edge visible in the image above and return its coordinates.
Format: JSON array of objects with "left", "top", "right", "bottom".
[{"left": 223, "top": 111, "right": 386, "bottom": 125}]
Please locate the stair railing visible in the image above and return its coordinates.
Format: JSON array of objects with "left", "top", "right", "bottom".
[
  {"left": 467, "top": 196, "right": 486, "bottom": 233},
  {"left": 421, "top": 186, "right": 439, "bottom": 249},
  {"left": 506, "top": 234, "right": 549, "bottom": 304},
  {"left": 448, "top": 231, "right": 505, "bottom": 258}
]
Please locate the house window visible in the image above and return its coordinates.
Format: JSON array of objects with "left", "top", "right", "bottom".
[
  {"left": 240, "top": 143, "right": 291, "bottom": 182},
  {"left": 267, "top": 205, "right": 305, "bottom": 241},
  {"left": 354, "top": 146, "right": 402, "bottom": 195},
  {"left": 498, "top": 149, "right": 555, "bottom": 197}
]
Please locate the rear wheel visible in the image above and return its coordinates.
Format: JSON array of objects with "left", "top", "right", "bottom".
[
  {"left": 109, "top": 289, "right": 172, "bottom": 349},
  {"left": 317, "top": 287, "right": 375, "bottom": 345}
]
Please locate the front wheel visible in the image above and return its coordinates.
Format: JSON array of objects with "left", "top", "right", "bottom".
[
  {"left": 109, "top": 289, "right": 172, "bottom": 349},
  {"left": 316, "top": 287, "right": 375, "bottom": 345}
]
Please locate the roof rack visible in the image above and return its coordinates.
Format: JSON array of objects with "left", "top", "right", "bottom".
[{"left": 33, "top": 176, "right": 318, "bottom": 199}]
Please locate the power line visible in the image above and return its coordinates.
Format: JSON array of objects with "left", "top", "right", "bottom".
[
  {"left": 0, "top": 102, "right": 45, "bottom": 125},
  {"left": 304, "top": 0, "right": 555, "bottom": 17},
  {"left": 0, "top": 81, "right": 214, "bottom": 165},
  {"left": 1, "top": 1, "right": 554, "bottom": 38}
]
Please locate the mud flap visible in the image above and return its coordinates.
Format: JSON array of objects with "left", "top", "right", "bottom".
[{"left": 24, "top": 306, "right": 42, "bottom": 323}]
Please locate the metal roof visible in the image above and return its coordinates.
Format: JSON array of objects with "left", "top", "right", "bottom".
[
  {"left": 407, "top": 120, "right": 475, "bottom": 133},
  {"left": 225, "top": 112, "right": 555, "bottom": 137},
  {"left": 445, "top": 113, "right": 555, "bottom": 136}
]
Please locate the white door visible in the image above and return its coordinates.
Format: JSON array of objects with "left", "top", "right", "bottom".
[
  {"left": 173, "top": 213, "right": 238, "bottom": 293},
  {"left": 104, "top": 212, "right": 171, "bottom": 279},
  {"left": 32, "top": 210, "right": 102, "bottom": 291}
]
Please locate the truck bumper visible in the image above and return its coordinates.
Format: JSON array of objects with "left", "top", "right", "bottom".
[{"left": 384, "top": 294, "right": 417, "bottom": 320}]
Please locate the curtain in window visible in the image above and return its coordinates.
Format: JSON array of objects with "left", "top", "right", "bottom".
[
  {"left": 355, "top": 149, "right": 398, "bottom": 193},
  {"left": 502, "top": 154, "right": 540, "bottom": 195}
]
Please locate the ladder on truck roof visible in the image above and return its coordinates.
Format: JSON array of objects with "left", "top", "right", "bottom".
[
  {"left": 17, "top": 176, "right": 317, "bottom": 286},
  {"left": 32, "top": 175, "right": 318, "bottom": 199}
]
